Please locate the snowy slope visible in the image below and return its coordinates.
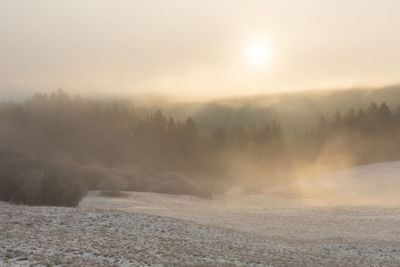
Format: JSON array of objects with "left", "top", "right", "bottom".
[
  {"left": 269, "top": 160, "right": 400, "bottom": 206},
  {"left": 2, "top": 161, "right": 400, "bottom": 266},
  {"left": 2, "top": 202, "right": 400, "bottom": 266}
]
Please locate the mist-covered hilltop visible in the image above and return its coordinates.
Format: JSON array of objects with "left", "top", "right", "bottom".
[
  {"left": 1, "top": 86, "right": 400, "bottom": 206},
  {"left": 131, "top": 85, "right": 400, "bottom": 134}
]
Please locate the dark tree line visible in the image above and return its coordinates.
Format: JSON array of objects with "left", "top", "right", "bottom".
[
  {"left": 1, "top": 90, "right": 400, "bottom": 205},
  {"left": 295, "top": 102, "right": 400, "bottom": 171},
  {"left": 0, "top": 90, "right": 285, "bottom": 173}
]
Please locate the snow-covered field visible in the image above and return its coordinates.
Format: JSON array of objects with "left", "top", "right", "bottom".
[{"left": 2, "top": 161, "right": 400, "bottom": 266}]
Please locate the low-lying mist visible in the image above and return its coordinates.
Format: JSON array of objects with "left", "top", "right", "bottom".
[{"left": 1, "top": 87, "right": 400, "bottom": 206}]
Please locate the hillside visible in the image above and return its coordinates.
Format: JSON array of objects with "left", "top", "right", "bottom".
[{"left": 3, "top": 162, "right": 400, "bottom": 265}]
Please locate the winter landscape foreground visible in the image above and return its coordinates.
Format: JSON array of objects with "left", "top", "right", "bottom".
[{"left": 2, "top": 161, "right": 400, "bottom": 266}]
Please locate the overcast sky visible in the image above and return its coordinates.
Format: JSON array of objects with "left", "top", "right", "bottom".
[{"left": 1, "top": 0, "right": 400, "bottom": 99}]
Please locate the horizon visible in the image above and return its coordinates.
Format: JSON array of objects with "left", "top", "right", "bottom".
[{"left": 2, "top": 83, "right": 400, "bottom": 103}]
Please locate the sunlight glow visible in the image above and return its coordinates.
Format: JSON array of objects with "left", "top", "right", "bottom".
[{"left": 244, "top": 38, "right": 272, "bottom": 67}]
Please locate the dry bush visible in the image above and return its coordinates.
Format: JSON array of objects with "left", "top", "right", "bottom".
[{"left": 0, "top": 150, "right": 87, "bottom": 207}]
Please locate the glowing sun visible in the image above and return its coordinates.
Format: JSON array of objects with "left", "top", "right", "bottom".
[{"left": 244, "top": 38, "right": 272, "bottom": 67}]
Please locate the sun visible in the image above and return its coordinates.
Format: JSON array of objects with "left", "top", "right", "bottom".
[{"left": 244, "top": 38, "right": 272, "bottom": 67}]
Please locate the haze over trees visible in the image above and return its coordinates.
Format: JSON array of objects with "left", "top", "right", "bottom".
[{"left": 1, "top": 87, "right": 400, "bottom": 206}]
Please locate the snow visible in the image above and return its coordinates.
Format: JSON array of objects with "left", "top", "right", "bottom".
[{"left": 2, "top": 161, "right": 400, "bottom": 266}]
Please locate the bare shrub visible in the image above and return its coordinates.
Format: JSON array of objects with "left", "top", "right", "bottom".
[
  {"left": 152, "top": 171, "right": 203, "bottom": 196},
  {"left": 0, "top": 150, "right": 87, "bottom": 207}
]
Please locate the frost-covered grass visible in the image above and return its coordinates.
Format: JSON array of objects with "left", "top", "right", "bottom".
[
  {"left": 3, "top": 161, "right": 400, "bottom": 266},
  {"left": 2, "top": 201, "right": 400, "bottom": 266}
]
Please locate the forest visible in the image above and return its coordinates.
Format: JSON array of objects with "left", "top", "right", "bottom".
[{"left": 1, "top": 89, "right": 400, "bottom": 206}]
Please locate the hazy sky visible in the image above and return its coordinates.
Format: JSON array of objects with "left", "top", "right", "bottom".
[{"left": 0, "top": 0, "right": 399, "bottom": 99}]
